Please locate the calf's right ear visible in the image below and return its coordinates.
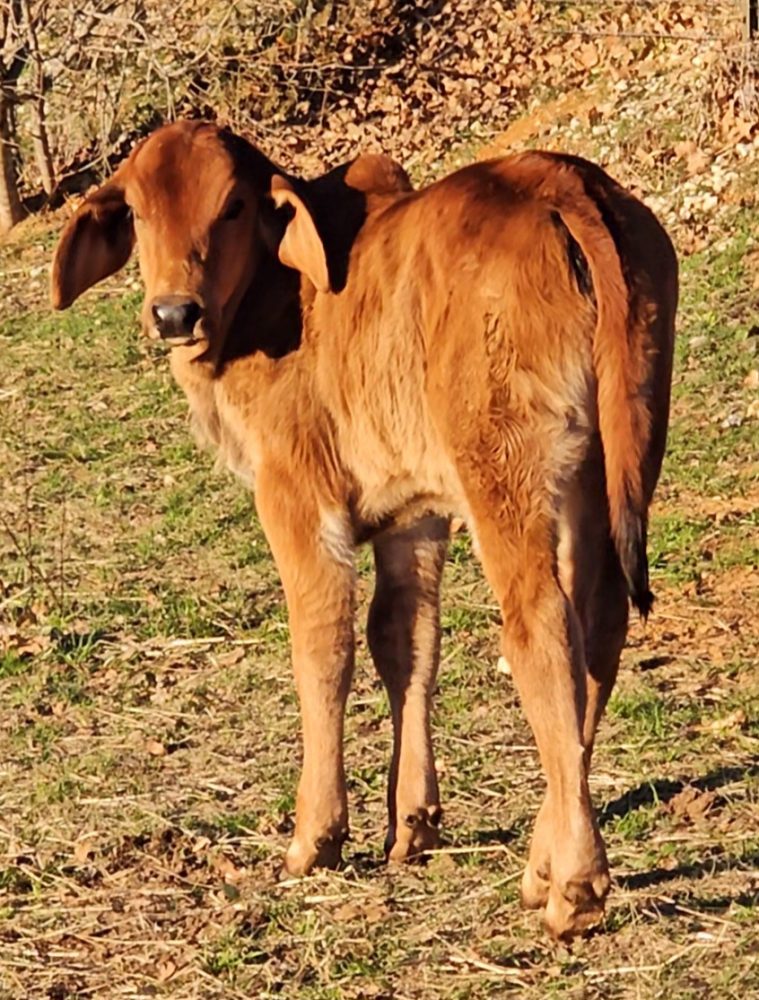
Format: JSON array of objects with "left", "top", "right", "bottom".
[{"left": 51, "top": 182, "right": 135, "bottom": 310}]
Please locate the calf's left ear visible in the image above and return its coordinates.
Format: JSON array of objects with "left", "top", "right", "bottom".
[
  {"left": 269, "top": 175, "right": 331, "bottom": 293},
  {"left": 51, "top": 182, "right": 134, "bottom": 310}
]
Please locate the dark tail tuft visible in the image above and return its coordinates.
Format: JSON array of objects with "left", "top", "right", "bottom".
[{"left": 616, "top": 509, "right": 654, "bottom": 619}]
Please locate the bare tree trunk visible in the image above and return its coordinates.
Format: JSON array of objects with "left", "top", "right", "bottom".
[
  {"left": 0, "top": 94, "right": 24, "bottom": 234},
  {"left": 1, "top": 0, "right": 26, "bottom": 233},
  {"left": 21, "top": 0, "right": 55, "bottom": 196},
  {"left": 745, "top": 0, "right": 758, "bottom": 40},
  {"left": 29, "top": 95, "right": 54, "bottom": 196}
]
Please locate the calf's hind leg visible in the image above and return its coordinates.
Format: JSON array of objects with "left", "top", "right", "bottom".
[
  {"left": 460, "top": 458, "right": 610, "bottom": 939},
  {"left": 521, "top": 544, "right": 628, "bottom": 916},
  {"left": 523, "top": 459, "right": 629, "bottom": 911},
  {"left": 557, "top": 454, "right": 631, "bottom": 762},
  {"left": 367, "top": 516, "right": 448, "bottom": 861}
]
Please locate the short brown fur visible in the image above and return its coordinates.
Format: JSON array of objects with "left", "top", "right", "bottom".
[{"left": 51, "top": 122, "right": 677, "bottom": 939}]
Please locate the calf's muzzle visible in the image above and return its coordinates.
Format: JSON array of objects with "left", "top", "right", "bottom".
[{"left": 151, "top": 296, "right": 203, "bottom": 343}]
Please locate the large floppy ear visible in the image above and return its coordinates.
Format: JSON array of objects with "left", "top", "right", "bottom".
[
  {"left": 51, "top": 182, "right": 135, "bottom": 310},
  {"left": 269, "top": 175, "right": 330, "bottom": 293}
]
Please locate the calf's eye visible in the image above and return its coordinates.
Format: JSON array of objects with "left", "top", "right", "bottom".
[{"left": 222, "top": 198, "right": 244, "bottom": 221}]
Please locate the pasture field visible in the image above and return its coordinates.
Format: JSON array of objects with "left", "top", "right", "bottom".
[{"left": 1, "top": 35, "right": 758, "bottom": 1000}]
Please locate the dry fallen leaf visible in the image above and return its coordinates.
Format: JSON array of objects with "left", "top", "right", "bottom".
[
  {"left": 73, "top": 838, "right": 96, "bottom": 865},
  {"left": 216, "top": 647, "right": 246, "bottom": 667},
  {"left": 686, "top": 148, "right": 710, "bottom": 176},
  {"left": 0, "top": 626, "right": 52, "bottom": 658},
  {"left": 701, "top": 708, "right": 748, "bottom": 733},
  {"left": 674, "top": 139, "right": 698, "bottom": 160},
  {"left": 578, "top": 42, "right": 599, "bottom": 69},
  {"left": 333, "top": 900, "right": 364, "bottom": 922},
  {"left": 155, "top": 959, "right": 177, "bottom": 982},
  {"left": 211, "top": 853, "right": 244, "bottom": 882},
  {"left": 664, "top": 786, "right": 718, "bottom": 825},
  {"left": 333, "top": 898, "right": 389, "bottom": 923}
]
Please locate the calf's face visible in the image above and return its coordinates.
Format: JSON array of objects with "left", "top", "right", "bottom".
[
  {"left": 52, "top": 121, "right": 283, "bottom": 348},
  {"left": 52, "top": 119, "right": 404, "bottom": 355},
  {"left": 129, "top": 128, "right": 260, "bottom": 346}
]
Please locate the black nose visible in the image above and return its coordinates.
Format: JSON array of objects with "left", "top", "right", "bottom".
[{"left": 151, "top": 296, "right": 202, "bottom": 339}]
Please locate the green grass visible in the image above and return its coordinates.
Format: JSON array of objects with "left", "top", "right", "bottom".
[
  {"left": 1, "top": 70, "right": 758, "bottom": 1000},
  {"left": 657, "top": 213, "right": 759, "bottom": 498},
  {"left": 0, "top": 276, "right": 756, "bottom": 998}
]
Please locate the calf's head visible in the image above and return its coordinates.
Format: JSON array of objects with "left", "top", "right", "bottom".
[
  {"left": 51, "top": 120, "right": 334, "bottom": 351},
  {"left": 52, "top": 120, "right": 413, "bottom": 355}
]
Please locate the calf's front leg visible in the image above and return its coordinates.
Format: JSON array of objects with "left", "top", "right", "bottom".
[{"left": 256, "top": 467, "right": 355, "bottom": 875}]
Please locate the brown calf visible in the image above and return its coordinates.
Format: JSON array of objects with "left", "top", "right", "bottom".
[{"left": 51, "top": 121, "right": 677, "bottom": 938}]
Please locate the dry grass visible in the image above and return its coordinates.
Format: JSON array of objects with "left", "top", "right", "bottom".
[{"left": 1, "top": 11, "right": 758, "bottom": 996}]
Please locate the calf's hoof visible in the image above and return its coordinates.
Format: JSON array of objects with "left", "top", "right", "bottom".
[
  {"left": 543, "top": 872, "right": 611, "bottom": 940},
  {"left": 284, "top": 829, "right": 347, "bottom": 877},
  {"left": 386, "top": 806, "right": 442, "bottom": 863},
  {"left": 520, "top": 861, "right": 551, "bottom": 911}
]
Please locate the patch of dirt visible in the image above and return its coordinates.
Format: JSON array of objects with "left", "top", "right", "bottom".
[{"left": 1, "top": 4, "right": 758, "bottom": 998}]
